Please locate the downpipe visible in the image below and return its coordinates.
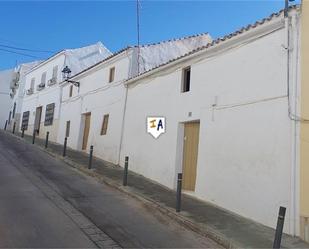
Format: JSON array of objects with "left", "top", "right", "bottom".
[{"left": 285, "top": 11, "right": 300, "bottom": 236}]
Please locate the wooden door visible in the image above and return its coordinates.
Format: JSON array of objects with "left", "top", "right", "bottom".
[
  {"left": 82, "top": 113, "right": 91, "bottom": 150},
  {"left": 182, "top": 122, "right": 200, "bottom": 191},
  {"left": 34, "top": 106, "right": 42, "bottom": 134}
]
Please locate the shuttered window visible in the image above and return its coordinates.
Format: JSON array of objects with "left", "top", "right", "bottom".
[
  {"left": 12, "top": 102, "right": 16, "bottom": 118},
  {"left": 22, "top": 111, "right": 30, "bottom": 130},
  {"left": 44, "top": 103, "right": 55, "bottom": 126},
  {"left": 52, "top": 66, "right": 58, "bottom": 79},
  {"left": 101, "top": 114, "right": 109, "bottom": 135},
  {"left": 30, "top": 78, "right": 35, "bottom": 90},
  {"left": 69, "top": 85, "right": 73, "bottom": 97},
  {"left": 41, "top": 72, "right": 47, "bottom": 84}
]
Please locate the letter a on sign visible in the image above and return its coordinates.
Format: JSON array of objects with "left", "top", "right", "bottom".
[{"left": 147, "top": 117, "right": 165, "bottom": 138}]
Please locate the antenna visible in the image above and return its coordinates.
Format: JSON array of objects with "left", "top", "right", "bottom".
[{"left": 136, "top": 0, "right": 140, "bottom": 75}]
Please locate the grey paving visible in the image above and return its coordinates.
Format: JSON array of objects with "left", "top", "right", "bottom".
[
  {"left": 0, "top": 130, "right": 219, "bottom": 248},
  {"left": 0, "top": 138, "right": 98, "bottom": 248}
]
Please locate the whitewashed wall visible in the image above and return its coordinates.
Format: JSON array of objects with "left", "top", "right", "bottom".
[
  {"left": 120, "top": 24, "right": 296, "bottom": 234},
  {"left": 7, "top": 62, "right": 41, "bottom": 132},
  {"left": 0, "top": 69, "right": 13, "bottom": 128},
  {"left": 58, "top": 51, "right": 131, "bottom": 164},
  {"left": 20, "top": 43, "right": 112, "bottom": 141},
  {"left": 21, "top": 54, "right": 65, "bottom": 140}
]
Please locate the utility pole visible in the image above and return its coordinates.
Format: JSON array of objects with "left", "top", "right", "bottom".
[{"left": 137, "top": 0, "right": 141, "bottom": 75}]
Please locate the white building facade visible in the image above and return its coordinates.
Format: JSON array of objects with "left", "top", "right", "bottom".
[
  {"left": 6, "top": 62, "right": 40, "bottom": 132},
  {"left": 0, "top": 68, "right": 14, "bottom": 128},
  {"left": 58, "top": 49, "right": 132, "bottom": 164},
  {"left": 20, "top": 42, "right": 112, "bottom": 142},
  {"left": 57, "top": 34, "right": 213, "bottom": 165},
  {"left": 3, "top": 5, "right": 304, "bottom": 239},
  {"left": 120, "top": 7, "right": 301, "bottom": 236}
]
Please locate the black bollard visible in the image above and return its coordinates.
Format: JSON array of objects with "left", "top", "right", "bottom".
[
  {"left": 273, "top": 206, "right": 286, "bottom": 249},
  {"left": 63, "top": 137, "right": 67, "bottom": 157},
  {"left": 21, "top": 128, "right": 25, "bottom": 138},
  {"left": 4, "top": 120, "right": 7, "bottom": 130},
  {"left": 176, "top": 173, "right": 182, "bottom": 212},
  {"left": 45, "top": 132, "right": 49, "bottom": 148},
  {"left": 88, "top": 145, "right": 94, "bottom": 169},
  {"left": 32, "top": 130, "right": 36, "bottom": 144},
  {"left": 12, "top": 122, "right": 16, "bottom": 134},
  {"left": 123, "top": 156, "right": 129, "bottom": 186}
]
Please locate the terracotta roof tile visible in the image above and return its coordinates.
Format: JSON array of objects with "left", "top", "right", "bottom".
[
  {"left": 133, "top": 32, "right": 210, "bottom": 48},
  {"left": 126, "top": 5, "right": 298, "bottom": 83}
]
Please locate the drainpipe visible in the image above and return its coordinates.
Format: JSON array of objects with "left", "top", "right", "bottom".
[
  {"left": 117, "top": 84, "right": 129, "bottom": 165},
  {"left": 117, "top": 50, "right": 134, "bottom": 166},
  {"left": 58, "top": 55, "right": 67, "bottom": 143},
  {"left": 292, "top": 11, "right": 301, "bottom": 237},
  {"left": 285, "top": 7, "right": 299, "bottom": 236},
  {"left": 58, "top": 82, "right": 64, "bottom": 142}
]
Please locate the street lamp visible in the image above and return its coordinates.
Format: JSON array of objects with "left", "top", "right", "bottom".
[
  {"left": 62, "top": 66, "right": 80, "bottom": 87},
  {"left": 62, "top": 66, "right": 71, "bottom": 79}
]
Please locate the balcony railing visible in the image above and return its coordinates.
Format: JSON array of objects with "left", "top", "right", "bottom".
[
  {"left": 26, "top": 88, "right": 33, "bottom": 95},
  {"left": 36, "top": 83, "right": 46, "bottom": 91},
  {"left": 47, "top": 77, "right": 57, "bottom": 86}
]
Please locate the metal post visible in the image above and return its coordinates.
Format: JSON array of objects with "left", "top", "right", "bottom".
[
  {"left": 63, "top": 137, "right": 67, "bottom": 157},
  {"left": 88, "top": 145, "right": 94, "bottom": 169},
  {"left": 273, "top": 206, "right": 286, "bottom": 249},
  {"left": 284, "top": 0, "right": 289, "bottom": 18},
  {"left": 21, "top": 128, "right": 24, "bottom": 138},
  {"left": 176, "top": 173, "right": 182, "bottom": 212},
  {"left": 123, "top": 156, "right": 129, "bottom": 186},
  {"left": 45, "top": 132, "right": 49, "bottom": 148},
  {"left": 12, "top": 122, "right": 16, "bottom": 134},
  {"left": 32, "top": 130, "right": 36, "bottom": 144},
  {"left": 4, "top": 120, "right": 7, "bottom": 130}
]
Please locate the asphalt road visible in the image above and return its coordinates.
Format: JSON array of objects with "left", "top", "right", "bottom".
[{"left": 0, "top": 130, "right": 220, "bottom": 248}]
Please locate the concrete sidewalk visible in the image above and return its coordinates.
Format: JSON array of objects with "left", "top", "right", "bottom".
[{"left": 10, "top": 130, "right": 309, "bottom": 248}]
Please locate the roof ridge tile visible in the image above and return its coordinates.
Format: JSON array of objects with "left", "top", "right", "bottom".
[{"left": 126, "top": 5, "right": 299, "bottom": 83}]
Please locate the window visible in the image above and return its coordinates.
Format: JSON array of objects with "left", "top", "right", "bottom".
[
  {"left": 8, "top": 111, "right": 11, "bottom": 124},
  {"left": 41, "top": 72, "right": 47, "bottom": 84},
  {"left": 109, "top": 67, "right": 115, "bottom": 83},
  {"left": 101, "top": 114, "right": 109, "bottom": 135},
  {"left": 30, "top": 78, "right": 35, "bottom": 90},
  {"left": 182, "top": 67, "right": 191, "bottom": 92},
  {"left": 69, "top": 85, "right": 73, "bottom": 97},
  {"left": 22, "top": 111, "right": 30, "bottom": 130},
  {"left": 66, "top": 121, "right": 70, "bottom": 137},
  {"left": 12, "top": 102, "right": 16, "bottom": 118},
  {"left": 52, "top": 66, "right": 58, "bottom": 79},
  {"left": 44, "top": 103, "right": 55, "bottom": 126}
]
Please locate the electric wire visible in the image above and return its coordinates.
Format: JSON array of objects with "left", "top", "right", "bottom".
[
  {"left": 0, "top": 44, "right": 55, "bottom": 54},
  {"left": 0, "top": 48, "right": 40, "bottom": 59}
]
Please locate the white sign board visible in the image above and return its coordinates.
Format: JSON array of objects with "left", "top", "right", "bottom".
[{"left": 147, "top": 117, "right": 165, "bottom": 139}]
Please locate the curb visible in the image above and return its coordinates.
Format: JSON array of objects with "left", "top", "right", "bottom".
[{"left": 41, "top": 149, "right": 237, "bottom": 248}]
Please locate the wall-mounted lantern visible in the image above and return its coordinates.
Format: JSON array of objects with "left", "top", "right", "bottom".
[{"left": 62, "top": 66, "right": 80, "bottom": 87}]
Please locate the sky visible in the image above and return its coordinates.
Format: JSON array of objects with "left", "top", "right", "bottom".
[{"left": 0, "top": 0, "right": 300, "bottom": 70}]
